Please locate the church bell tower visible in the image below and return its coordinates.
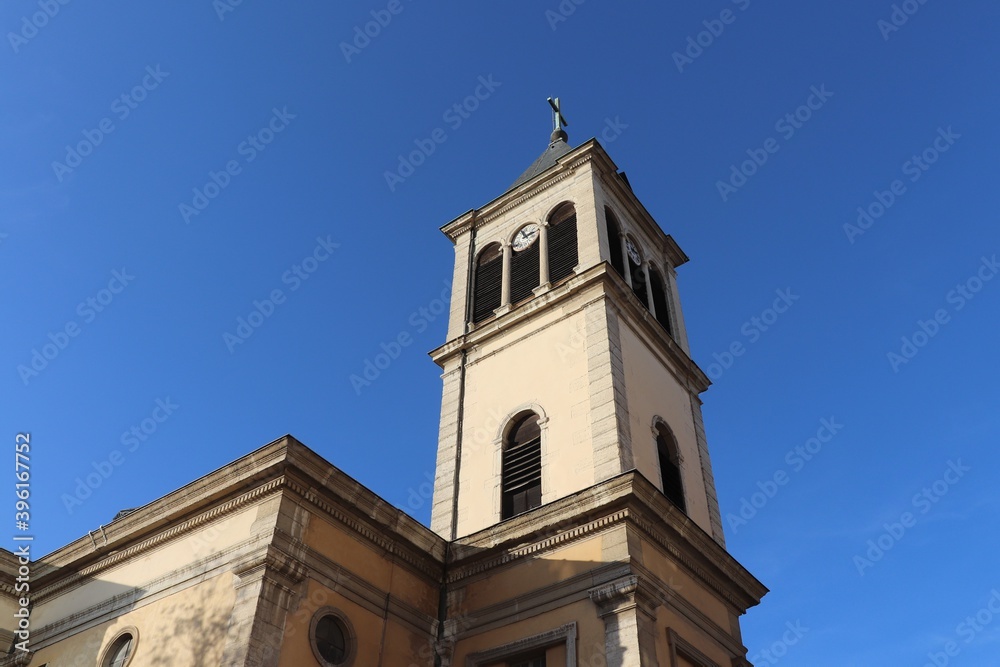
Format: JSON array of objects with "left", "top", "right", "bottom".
[{"left": 429, "top": 101, "right": 765, "bottom": 666}]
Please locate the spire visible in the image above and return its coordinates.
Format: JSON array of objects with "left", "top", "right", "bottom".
[{"left": 509, "top": 97, "right": 574, "bottom": 189}]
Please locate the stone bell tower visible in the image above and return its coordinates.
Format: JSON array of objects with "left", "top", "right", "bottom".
[
  {"left": 430, "top": 101, "right": 725, "bottom": 545},
  {"left": 429, "top": 101, "right": 765, "bottom": 666}
]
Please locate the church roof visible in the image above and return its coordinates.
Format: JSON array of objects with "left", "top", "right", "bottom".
[{"left": 509, "top": 130, "right": 574, "bottom": 190}]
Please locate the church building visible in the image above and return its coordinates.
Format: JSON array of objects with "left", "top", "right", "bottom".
[{"left": 1, "top": 103, "right": 766, "bottom": 666}]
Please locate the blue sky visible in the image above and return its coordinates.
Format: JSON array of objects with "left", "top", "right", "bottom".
[{"left": 3, "top": 0, "right": 999, "bottom": 664}]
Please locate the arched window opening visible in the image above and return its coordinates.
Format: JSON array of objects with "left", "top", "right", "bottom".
[
  {"left": 626, "top": 238, "right": 648, "bottom": 308},
  {"left": 471, "top": 243, "right": 502, "bottom": 323},
  {"left": 656, "top": 423, "right": 685, "bottom": 512},
  {"left": 509, "top": 236, "right": 541, "bottom": 305},
  {"left": 649, "top": 267, "right": 672, "bottom": 335},
  {"left": 547, "top": 203, "right": 578, "bottom": 284},
  {"left": 501, "top": 413, "right": 542, "bottom": 519},
  {"left": 605, "top": 208, "right": 626, "bottom": 278}
]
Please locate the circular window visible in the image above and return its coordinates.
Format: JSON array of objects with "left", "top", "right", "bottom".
[
  {"left": 101, "top": 627, "right": 138, "bottom": 667},
  {"left": 309, "top": 608, "right": 354, "bottom": 666}
]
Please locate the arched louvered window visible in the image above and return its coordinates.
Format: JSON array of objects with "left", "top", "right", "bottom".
[
  {"left": 510, "top": 235, "right": 541, "bottom": 305},
  {"left": 655, "top": 423, "right": 685, "bottom": 512},
  {"left": 547, "top": 203, "right": 578, "bottom": 284},
  {"left": 605, "top": 208, "right": 626, "bottom": 278},
  {"left": 471, "top": 243, "right": 502, "bottom": 323},
  {"left": 649, "top": 267, "right": 672, "bottom": 335},
  {"left": 501, "top": 413, "right": 542, "bottom": 519},
  {"left": 627, "top": 239, "right": 648, "bottom": 308}
]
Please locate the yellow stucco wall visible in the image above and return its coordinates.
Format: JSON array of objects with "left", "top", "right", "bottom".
[
  {"left": 456, "top": 304, "right": 597, "bottom": 537},
  {"left": 618, "top": 319, "right": 713, "bottom": 535},
  {"left": 30, "top": 570, "right": 235, "bottom": 667},
  {"left": 303, "top": 511, "right": 438, "bottom": 616}
]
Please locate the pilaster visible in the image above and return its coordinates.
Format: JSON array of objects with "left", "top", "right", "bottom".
[
  {"left": 220, "top": 552, "right": 306, "bottom": 667},
  {"left": 586, "top": 299, "right": 633, "bottom": 483},
  {"left": 589, "top": 575, "right": 659, "bottom": 666}
]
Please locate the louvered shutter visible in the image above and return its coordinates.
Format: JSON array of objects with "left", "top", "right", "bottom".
[
  {"left": 509, "top": 243, "right": 540, "bottom": 304},
  {"left": 630, "top": 258, "right": 648, "bottom": 308},
  {"left": 472, "top": 245, "right": 502, "bottom": 323},
  {"left": 650, "top": 269, "right": 672, "bottom": 335},
  {"left": 548, "top": 213, "right": 578, "bottom": 284},
  {"left": 502, "top": 415, "right": 542, "bottom": 519},
  {"left": 657, "top": 430, "right": 686, "bottom": 512},
  {"left": 606, "top": 210, "right": 626, "bottom": 277}
]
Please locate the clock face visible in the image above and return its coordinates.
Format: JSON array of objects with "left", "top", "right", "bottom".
[
  {"left": 625, "top": 238, "right": 641, "bottom": 264},
  {"left": 512, "top": 224, "right": 540, "bottom": 251}
]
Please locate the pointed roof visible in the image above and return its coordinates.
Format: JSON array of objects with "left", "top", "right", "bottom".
[{"left": 509, "top": 128, "right": 574, "bottom": 190}]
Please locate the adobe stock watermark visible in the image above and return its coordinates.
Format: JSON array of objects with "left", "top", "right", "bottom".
[
  {"left": 61, "top": 397, "right": 180, "bottom": 514},
  {"left": 878, "top": 0, "right": 932, "bottom": 41},
  {"left": 886, "top": 254, "right": 997, "bottom": 372},
  {"left": 223, "top": 235, "right": 339, "bottom": 352},
  {"left": 339, "top": 0, "right": 414, "bottom": 62},
  {"left": 705, "top": 288, "right": 799, "bottom": 380},
  {"left": 17, "top": 268, "right": 135, "bottom": 386},
  {"left": 843, "top": 126, "right": 960, "bottom": 244},
  {"left": 672, "top": 0, "right": 752, "bottom": 73},
  {"left": 853, "top": 459, "right": 970, "bottom": 576},
  {"left": 179, "top": 106, "right": 296, "bottom": 224},
  {"left": 726, "top": 417, "right": 843, "bottom": 533},
  {"left": 7, "top": 0, "right": 73, "bottom": 54},
  {"left": 213, "top": 0, "right": 250, "bottom": 21},
  {"left": 922, "top": 589, "right": 1000, "bottom": 667},
  {"left": 749, "top": 620, "right": 810, "bottom": 666},
  {"left": 383, "top": 76, "right": 501, "bottom": 192},
  {"left": 544, "top": 0, "right": 588, "bottom": 31},
  {"left": 349, "top": 281, "right": 451, "bottom": 394},
  {"left": 716, "top": 85, "right": 834, "bottom": 202},
  {"left": 51, "top": 66, "right": 170, "bottom": 183}
]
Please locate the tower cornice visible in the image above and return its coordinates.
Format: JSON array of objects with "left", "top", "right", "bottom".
[
  {"left": 428, "top": 262, "right": 711, "bottom": 394},
  {"left": 439, "top": 139, "right": 690, "bottom": 270}
]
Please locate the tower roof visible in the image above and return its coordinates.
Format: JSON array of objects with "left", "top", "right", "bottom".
[
  {"left": 509, "top": 133, "right": 574, "bottom": 190},
  {"left": 509, "top": 97, "right": 573, "bottom": 190}
]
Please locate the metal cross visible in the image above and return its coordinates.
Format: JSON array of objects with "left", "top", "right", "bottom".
[{"left": 547, "top": 97, "right": 568, "bottom": 132}]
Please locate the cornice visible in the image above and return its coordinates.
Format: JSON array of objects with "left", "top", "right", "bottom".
[
  {"left": 36, "top": 477, "right": 286, "bottom": 602},
  {"left": 38, "top": 437, "right": 293, "bottom": 569},
  {"left": 588, "top": 143, "right": 691, "bottom": 269},
  {"left": 628, "top": 476, "right": 768, "bottom": 611},
  {"left": 428, "top": 263, "right": 710, "bottom": 394},
  {"left": 439, "top": 141, "right": 599, "bottom": 240},
  {"left": 602, "top": 268, "right": 711, "bottom": 393},
  {"left": 283, "top": 477, "right": 444, "bottom": 580},
  {"left": 446, "top": 473, "right": 765, "bottom": 614}
]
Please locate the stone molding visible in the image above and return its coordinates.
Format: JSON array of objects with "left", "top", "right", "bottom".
[
  {"left": 231, "top": 549, "right": 307, "bottom": 595},
  {"left": 667, "top": 628, "right": 722, "bottom": 667},
  {"left": 284, "top": 478, "right": 442, "bottom": 580},
  {"left": 464, "top": 622, "right": 577, "bottom": 667},
  {"left": 0, "top": 650, "right": 32, "bottom": 667},
  {"left": 589, "top": 575, "right": 657, "bottom": 621},
  {"left": 448, "top": 473, "right": 765, "bottom": 613},
  {"left": 39, "top": 440, "right": 292, "bottom": 571},
  {"left": 629, "top": 560, "right": 745, "bottom": 658},
  {"left": 36, "top": 477, "right": 286, "bottom": 603},
  {"left": 431, "top": 265, "right": 710, "bottom": 399},
  {"left": 440, "top": 146, "right": 596, "bottom": 240}
]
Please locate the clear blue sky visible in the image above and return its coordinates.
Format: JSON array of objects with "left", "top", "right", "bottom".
[{"left": 3, "top": 1, "right": 999, "bottom": 664}]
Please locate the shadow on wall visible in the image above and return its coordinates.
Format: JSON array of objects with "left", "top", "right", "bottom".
[
  {"left": 13, "top": 556, "right": 232, "bottom": 667},
  {"left": 443, "top": 551, "right": 663, "bottom": 667}
]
